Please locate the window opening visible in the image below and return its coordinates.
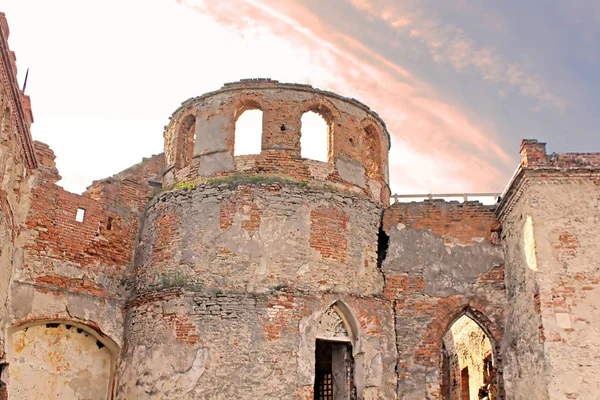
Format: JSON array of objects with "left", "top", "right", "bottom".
[
  {"left": 234, "top": 109, "right": 262, "bottom": 156},
  {"left": 301, "top": 111, "right": 328, "bottom": 162},
  {"left": 75, "top": 208, "right": 85, "bottom": 223},
  {"left": 177, "top": 114, "right": 196, "bottom": 167},
  {"left": 364, "top": 125, "right": 381, "bottom": 178}
]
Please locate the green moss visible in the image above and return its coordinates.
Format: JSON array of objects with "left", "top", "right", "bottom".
[
  {"left": 271, "top": 284, "right": 289, "bottom": 292},
  {"left": 155, "top": 272, "right": 203, "bottom": 292},
  {"left": 205, "top": 174, "right": 309, "bottom": 188},
  {"left": 172, "top": 181, "right": 198, "bottom": 191}
]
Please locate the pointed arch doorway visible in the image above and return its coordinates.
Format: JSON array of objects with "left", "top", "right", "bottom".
[{"left": 314, "top": 303, "right": 357, "bottom": 400}]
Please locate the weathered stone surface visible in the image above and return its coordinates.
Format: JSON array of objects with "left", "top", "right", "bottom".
[
  {"left": 336, "top": 158, "right": 366, "bottom": 188},
  {"left": 198, "top": 151, "right": 235, "bottom": 176},
  {"left": 383, "top": 200, "right": 507, "bottom": 399},
  {"left": 384, "top": 224, "right": 503, "bottom": 297},
  {"left": 7, "top": 323, "right": 114, "bottom": 400},
  {"left": 1, "top": 16, "right": 600, "bottom": 398}
]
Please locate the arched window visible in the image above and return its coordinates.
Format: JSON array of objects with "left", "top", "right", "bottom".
[
  {"left": 363, "top": 124, "right": 382, "bottom": 178},
  {"left": 234, "top": 109, "right": 263, "bottom": 156},
  {"left": 442, "top": 315, "right": 497, "bottom": 400},
  {"left": 177, "top": 114, "right": 196, "bottom": 167},
  {"left": 301, "top": 111, "right": 329, "bottom": 162}
]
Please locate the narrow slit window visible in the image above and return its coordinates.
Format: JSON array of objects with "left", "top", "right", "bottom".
[
  {"left": 75, "top": 208, "right": 86, "bottom": 223},
  {"left": 234, "top": 109, "right": 262, "bottom": 156},
  {"left": 301, "top": 111, "right": 328, "bottom": 162}
]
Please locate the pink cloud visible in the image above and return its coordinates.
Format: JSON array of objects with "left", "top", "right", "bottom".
[
  {"left": 348, "top": 0, "right": 567, "bottom": 111},
  {"left": 178, "top": 0, "right": 515, "bottom": 193}
]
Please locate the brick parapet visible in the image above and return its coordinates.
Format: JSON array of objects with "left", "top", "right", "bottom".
[
  {"left": 162, "top": 79, "right": 390, "bottom": 204},
  {"left": 174, "top": 79, "right": 389, "bottom": 139},
  {"left": 383, "top": 199, "right": 501, "bottom": 246}
]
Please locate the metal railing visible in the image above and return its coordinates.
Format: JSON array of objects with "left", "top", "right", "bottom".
[{"left": 391, "top": 193, "right": 501, "bottom": 204}]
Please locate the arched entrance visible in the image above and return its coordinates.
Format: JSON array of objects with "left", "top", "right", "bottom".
[
  {"left": 441, "top": 314, "right": 498, "bottom": 400},
  {"left": 6, "top": 320, "right": 118, "bottom": 399},
  {"left": 314, "top": 302, "right": 357, "bottom": 400}
]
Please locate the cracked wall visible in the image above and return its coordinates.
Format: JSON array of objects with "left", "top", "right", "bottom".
[
  {"left": 118, "top": 181, "right": 397, "bottom": 399},
  {"left": 499, "top": 173, "right": 600, "bottom": 400},
  {"left": 162, "top": 79, "right": 391, "bottom": 205},
  {"left": 382, "top": 200, "right": 506, "bottom": 399}
]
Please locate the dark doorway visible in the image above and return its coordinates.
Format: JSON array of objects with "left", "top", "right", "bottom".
[{"left": 314, "top": 340, "right": 355, "bottom": 400}]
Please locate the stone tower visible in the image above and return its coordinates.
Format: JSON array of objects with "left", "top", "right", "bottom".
[{"left": 117, "top": 79, "right": 398, "bottom": 398}]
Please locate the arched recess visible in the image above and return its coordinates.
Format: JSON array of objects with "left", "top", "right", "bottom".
[
  {"left": 175, "top": 113, "right": 197, "bottom": 168},
  {"left": 314, "top": 301, "right": 364, "bottom": 400},
  {"left": 6, "top": 320, "right": 119, "bottom": 400},
  {"left": 440, "top": 308, "right": 503, "bottom": 400},
  {"left": 232, "top": 98, "right": 263, "bottom": 156},
  {"left": 361, "top": 120, "right": 383, "bottom": 179},
  {"left": 300, "top": 99, "right": 340, "bottom": 163}
]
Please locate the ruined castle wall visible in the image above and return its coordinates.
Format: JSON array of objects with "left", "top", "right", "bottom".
[
  {"left": 118, "top": 290, "right": 396, "bottom": 399},
  {"left": 135, "top": 183, "right": 383, "bottom": 294},
  {"left": 502, "top": 175, "right": 600, "bottom": 400},
  {"left": 0, "top": 12, "right": 36, "bottom": 323},
  {"left": 8, "top": 144, "right": 163, "bottom": 345},
  {"left": 162, "top": 80, "right": 391, "bottom": 205},
  {"left": 117, "top": 181, "right": 397, "bottom": 399},
  {"left": 497, "top": 187, "right": 549, "bottom": 399},
  {"left": 498, "top": 140, "right": 600, "bottom": 400},
  {"left": 382, "top": 201, "right": 506, "bottom": 400}
]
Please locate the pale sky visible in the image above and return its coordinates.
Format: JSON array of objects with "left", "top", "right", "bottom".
[{"left": 3, "top": 0, "right": 599, "bottom": 195}]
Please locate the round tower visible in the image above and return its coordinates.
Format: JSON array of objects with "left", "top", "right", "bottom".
[{"left": 118, "top": 80, "right": 397, "bottom": 399}]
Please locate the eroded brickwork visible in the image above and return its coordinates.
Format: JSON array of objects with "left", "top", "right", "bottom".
[
  {"left": 162, "top": 79, "right": 391, "bottom": 205},
  {"left": 1, "top": 14, "right": 600, "bottom": 397},
  {"left": 498, "top": 140, "right": 600, "bottom": 400},
  {"left": 383, "top": 200, "right": 506, "bottom": 399},
  {"left": 0, "top": 12, "right": 36, "bottom": 320}
]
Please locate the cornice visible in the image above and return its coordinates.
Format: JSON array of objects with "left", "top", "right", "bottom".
[{"left": 496, "top": 167, "right": 600, "bottom": 223}]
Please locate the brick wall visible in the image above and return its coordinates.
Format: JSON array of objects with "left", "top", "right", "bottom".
[
  {"left": 21, "top": 144, "right": 163, "bottom": 297},
  {"left": 5, "top": 142, "right": 164, "bottom": 354},
  {"left": 383, "top": 200, "right": 506, "bottom": 399},
  {"left": 118, "top": 289, "right": 397, "bottom": 399},
  {"left": 498, "top": 173, "right": 600, "bottom": 400},
  {"left": 162, "top": 80, "right": 391, "bottom": 205},
  {"left": 0, "top": 11, "right": 37, "bottom": 350},
  {"left": 383, "top": 199, "right": 501, "bottom": 245}
]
